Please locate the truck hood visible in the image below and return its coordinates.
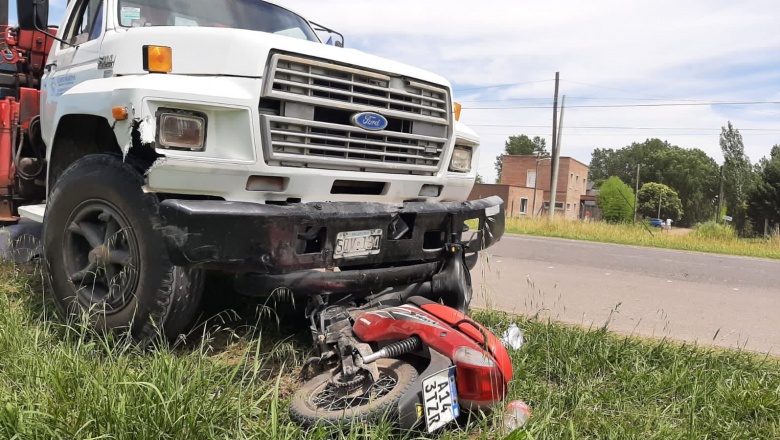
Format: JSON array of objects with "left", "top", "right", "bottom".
[{"left": 102, "top": 27, "right": 452, "bottom": 90}]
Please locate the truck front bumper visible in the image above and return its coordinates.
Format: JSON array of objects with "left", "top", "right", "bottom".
[{"left": 158, "top": 196, "right": 505, "bottom": 276}]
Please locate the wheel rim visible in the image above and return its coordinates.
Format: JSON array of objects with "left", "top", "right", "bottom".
[
  {"left": 310, "top": 371, "right": 399, "bottom": 412},
  {"left": 62, "top": 200, "right": 141, "bottom": 314}
]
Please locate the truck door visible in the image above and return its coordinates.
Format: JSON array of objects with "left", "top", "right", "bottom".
[{"left": 43, "top": 0, "right": 106, "bottom": 107}]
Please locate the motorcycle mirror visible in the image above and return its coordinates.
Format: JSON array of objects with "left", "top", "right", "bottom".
[{"left": 17, "top": 0, "right": 49, "bottom": 31}]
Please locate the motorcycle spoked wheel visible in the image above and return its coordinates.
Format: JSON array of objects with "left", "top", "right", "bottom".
[{"left": 290, "top": 358, "right": 418, "bottom": 428}]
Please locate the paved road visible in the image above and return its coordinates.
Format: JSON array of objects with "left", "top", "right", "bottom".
[{"left": 471, "top": 235, "right": 780, "bottom": 354}]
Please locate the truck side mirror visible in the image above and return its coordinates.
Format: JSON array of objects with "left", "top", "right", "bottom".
[
  {"left": 17, "top": 0, "right": 50, "bottom": 32},
  {"left": 311, "top": 21, "right": 345, "bottom": 49}
]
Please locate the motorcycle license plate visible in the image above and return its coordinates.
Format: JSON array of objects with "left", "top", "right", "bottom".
[
  {"left": 421, "top": 366, "right": 460, "bottom": 433},
  {"left": 334, "top": 229, "right": 382, "bottom": 259}
]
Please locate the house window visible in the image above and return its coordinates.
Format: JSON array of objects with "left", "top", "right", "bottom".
[
  {"left": 526, "top": 170, "right": 537, "bottom": 188},
  {"left": 570, "top": 173, "right": 574, "bottom": 188},
  {"left": 555, "top": 202, "right": 564, "bottom": 210},
  {"left": 566, "top": 203, "right": 572, "bottom": 211},
  {"left": 576, "top": 175, "right": 580, "bottom": 191},
  {"left": 583, "top": 179, "right": 587, "bottom": 192},
  {"left": 520, "top": 198, "right": 529, "bottom": 214}
]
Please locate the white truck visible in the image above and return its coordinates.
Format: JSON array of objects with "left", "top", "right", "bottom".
[{"left": 2, "top": 0, "right": 505, "bottom": 340}]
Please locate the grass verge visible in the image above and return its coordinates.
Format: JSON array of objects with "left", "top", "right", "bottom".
[
  {"left": 502, "top": 217, "right": 780, "bottom": 260},
  {"left": 477, "top": 310, "right": 780, "bottom": 439},
  {"left": 1, "top": 266, "right": 779, "bottom": 439}
]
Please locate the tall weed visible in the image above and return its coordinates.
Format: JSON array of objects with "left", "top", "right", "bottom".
[{"left": 693, "top": 221, "right": 736, "bottom": 239}]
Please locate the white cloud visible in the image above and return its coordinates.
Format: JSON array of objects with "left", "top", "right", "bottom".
[{"left": 280, "top": 0, "right": 780, "bottom": 182}]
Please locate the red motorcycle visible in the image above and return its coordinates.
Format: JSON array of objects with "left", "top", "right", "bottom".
[{"left": 290, "top": 244, "right": 513, "bottom": 433}]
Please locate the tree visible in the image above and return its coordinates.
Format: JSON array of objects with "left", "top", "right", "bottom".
[
  {"left": 495, "top": 135, "right": 548, "bottom": 182},
  {"left": 588, "top": 138, "right": 718, "bottom": 226},
  {"left": 747, "top": 145, "right": 780, "bottom": 231},
  {"left": 598, "top": 176, "right": 635, "bottom": 223},
  {"left": 637, "top": 183, "right": 683, "bottom": 221},
  {"left": 587, "top": 147, "right": 617, "bottom": 187},
  {"left": 655, "top": 147, "right": 718, "bottom": 227},
  {"left": 475, "top": 173, "right": 485, "bottom": 184},
  {"left": 720, "top": 122, "right": 754, "bottom": 232}
]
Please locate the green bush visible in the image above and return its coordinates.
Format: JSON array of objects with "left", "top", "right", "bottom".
[
  {"left": 694, "top": 221, "right": 736, "bottom": 239},
  {"left": 598, "top": 176, "right": 635, "bottom": 223}
]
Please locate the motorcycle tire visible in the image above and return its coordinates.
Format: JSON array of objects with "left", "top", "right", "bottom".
[{"left": 290, "top": 358, "right": 417, "bottom": 428}]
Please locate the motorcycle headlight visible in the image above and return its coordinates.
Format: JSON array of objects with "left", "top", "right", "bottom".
[
  {"left": 449, "top": 146, "right": 473, "bottom": 172},
  {"left": 157, "top": 110, "right": 207, "bottom": 150}
]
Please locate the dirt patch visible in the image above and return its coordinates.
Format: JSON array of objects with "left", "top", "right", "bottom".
[{"left": 665, "top": 228, "right": 693, "bottom": 236}]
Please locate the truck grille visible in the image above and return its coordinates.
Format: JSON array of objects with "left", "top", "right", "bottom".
[{"left": 260, "top": 54, "right": 451, "bottom": 175}]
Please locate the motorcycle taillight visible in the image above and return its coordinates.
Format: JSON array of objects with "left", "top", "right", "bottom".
[{"left": 454, "top": 346, "right": 507, "bottom": 408}]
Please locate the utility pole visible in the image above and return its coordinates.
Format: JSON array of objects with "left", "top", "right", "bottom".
[
  {"left": 533, "top": 156, "right": 551, "bottom": 217},
  {"left": 532, "top": 153, "right": 540, "bottom": 218},
  {"left": 547, "top": 72, "right": 560, "bottom": 219},
  {"left": 717, "top": 165, "right": 725, "bottom": 223},
  {"left": 633, "top": 164, "right": 640, "bottom": 222},
  {"left": 657, "top": 192, "right": 663, "bottom": 219},
  {"left": 549, "top": 95, "right": 565, "bottom": 222}
]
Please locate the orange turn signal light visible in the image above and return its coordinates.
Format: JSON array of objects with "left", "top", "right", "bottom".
[
  {"left": 454, "top": 102, "right": 462, "bottom": 121},
  {"left": 112, "top": 106, "right": 128, "bottom": 121},
  {"left": 143, "top": 45, "right": 172, "bottom": 73}
]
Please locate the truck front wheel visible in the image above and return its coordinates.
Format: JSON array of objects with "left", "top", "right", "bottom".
[{"left": 43, "top": 154, "right": 203, "bottom": 341}]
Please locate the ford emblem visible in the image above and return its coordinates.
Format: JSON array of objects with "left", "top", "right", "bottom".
[{"left": 351, "top": 112, "right": 389, "bottom": 131}]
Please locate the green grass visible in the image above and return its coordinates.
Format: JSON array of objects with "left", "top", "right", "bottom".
[
  {"left": 501, "top": 217, "right": 780, "bottom": 260},
  {"left": 477, "top": 311, "right": 780, "bottom": 439},
  {"left": 1, "top": 266, "right": 779, "bottom": 439}
]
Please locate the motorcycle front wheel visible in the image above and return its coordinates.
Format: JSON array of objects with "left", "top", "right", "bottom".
[{"left": 290, "top": 358, "right": 418, "bottom": 428}]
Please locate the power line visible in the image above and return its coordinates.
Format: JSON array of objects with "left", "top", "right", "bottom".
[
  {"left": 560, "top": 79, "right": 681, "bottom": 100},
  {"left": 455, "top": 78, "right": 780, "bottom": 114},
  {"left": 462, "top": 101, "right": 780, "bottom": 110},
  {"left": 457, "top": 96, "right": 757, "bottom": 103},
  {"left": 458, "top": 97, "right": 553, "bottom": 103},
  {"left": 469, "top": 124, "right": 780, "bottom": 132},
  {"left": 453, "top": 79, "right": 554, "bottom": 92},
  {"left": 558, "top": 78, "right": 780, "bottom": 117},
  {"left": 477, "top": 132, "right": 780, "bottom": 137},
  {"left": 458, "top": 96, "right": 692, "bottom": 104}
]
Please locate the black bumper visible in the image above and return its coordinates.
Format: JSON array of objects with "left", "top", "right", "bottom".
[{"left": 158, "top": 196, "right": 505, "bottom": 273}]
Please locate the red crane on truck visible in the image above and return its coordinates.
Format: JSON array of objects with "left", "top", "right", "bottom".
[{"left": 0, "top": 0, "right": 55, "bottom": 222}]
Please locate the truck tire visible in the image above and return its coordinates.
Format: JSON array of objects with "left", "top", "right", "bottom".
[{"left": 42, "top": 154, "right": 203, "bottom": 342}]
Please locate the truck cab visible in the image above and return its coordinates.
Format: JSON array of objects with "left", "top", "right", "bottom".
[{"left": 5, "top": 0, "right": 504, "bottom": 340}]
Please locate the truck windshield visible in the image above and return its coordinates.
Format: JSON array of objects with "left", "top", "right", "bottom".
[{"left": 117, "top": 0, "right": 319, "bottom": 42}]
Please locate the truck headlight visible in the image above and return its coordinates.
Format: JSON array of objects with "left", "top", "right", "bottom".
[
  {"left": 158, "top": 110, "right": 207, "bottom": 150},
  {"left": 449, "top": 146, "right": 473, "bottom": 172}
]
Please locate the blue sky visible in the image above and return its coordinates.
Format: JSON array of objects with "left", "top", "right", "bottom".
[
  {"left": 8, "top": 0, "right": 67, "bottom": 26},
  {"left": 16, "top": 0, "right": 780, "bottom": 183}
]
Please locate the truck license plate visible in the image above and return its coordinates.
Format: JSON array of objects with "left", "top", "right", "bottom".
[
  {"left": 421, "top": 366, "right": 460, "bottom": 433},
  {"left": 334, "top": 229, "right": 382, "bottom": 259}
]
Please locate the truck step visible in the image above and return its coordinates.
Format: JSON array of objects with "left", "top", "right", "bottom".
[{"left": 18, "top": 204, "right": 46, "bottom": 223}]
